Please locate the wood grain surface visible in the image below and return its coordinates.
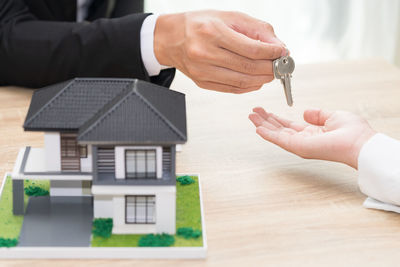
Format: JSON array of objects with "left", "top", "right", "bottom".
[{"left": 1, "top": 59, "right": 400, "bottom": 266}]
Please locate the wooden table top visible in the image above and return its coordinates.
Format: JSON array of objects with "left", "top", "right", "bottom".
[{"left": 1, "top": 59, "right": 400, "bottom": 266}]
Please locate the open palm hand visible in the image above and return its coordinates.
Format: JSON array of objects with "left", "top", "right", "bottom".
[{"left": 249, "top": 107, "right": 376, "bottom": 169}]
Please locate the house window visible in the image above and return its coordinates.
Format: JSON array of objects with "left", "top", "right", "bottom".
[
  {"left": 125, "top": 150, "right": 156, "bottom": 178},
  {"left": 60, "top": 133, "right": 81, "bottom": 171},
  {"left": 125, "top": 196, "right": 156, "bottom": 224},
  {"left": 61, "top": 136, "right": 79, "bottom": 158},
  {"left": 79, "top": 145, "right": 88, "bottom": 158}
]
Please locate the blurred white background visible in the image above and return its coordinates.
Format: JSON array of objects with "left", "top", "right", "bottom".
[{"left": 145, "top": 0, "right": 400, "bottom": 66}]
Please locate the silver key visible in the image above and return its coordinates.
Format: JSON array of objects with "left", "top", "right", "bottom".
[{"left": 273, "top": 51, "right": 295, "bottom": 106}]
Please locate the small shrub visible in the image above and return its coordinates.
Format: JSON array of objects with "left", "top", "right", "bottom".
[
  {"left": 176, "top": 175, "right": 195, "bottom": 185},
  {"left": 0, "top": 238, "right": 18, "bottom": 247},
  {"left": 177, "top": 227, "right": 202, "bottom": 239},
  {"left": 138, "top": 233, "right": 175, "bottom": 247},
  {"left": 92, "top": 218, "right": 113, "bottom": 238},
  {"left": 24, "top": 185, "right": 49, "bottom": 197}
]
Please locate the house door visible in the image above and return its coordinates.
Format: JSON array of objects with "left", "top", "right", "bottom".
[{"left": 60, "top": 133, "right": 81, "bottom": 171}]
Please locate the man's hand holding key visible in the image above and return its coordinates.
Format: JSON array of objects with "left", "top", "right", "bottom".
[{"left": 154, "top": 10, "right": 287, "bottom": 94}]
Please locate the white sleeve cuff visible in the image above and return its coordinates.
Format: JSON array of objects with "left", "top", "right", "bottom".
[
  {"left": 358, "top": 133, "right": 400, "bottom": 209},
  {"left": 140, "top": 14, "right": 172, "bottom": 77},
  {"left": 363, "top": 197, "right": 400, "bottom": 213}
]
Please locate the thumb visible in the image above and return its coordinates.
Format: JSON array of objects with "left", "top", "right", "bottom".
[{"left": 303, "top": 108, "right": 333, "bottom": 126}]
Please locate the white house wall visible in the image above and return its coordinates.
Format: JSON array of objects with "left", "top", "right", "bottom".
[
  {"left": 92, "top": 185, "right": 176, "bottom": 234},
  {"left": 80, "top": 145, "right": 92, "bottom": 172},
  {"left": 114, "top": 147, "right": 124, "bottom": 179},
  {"left": 50, "top": 180, "right": 83, "bottom": 196},
  {"left": 114, "top": 146, "right": 162, "bottom": 179},
  {"left": 93, "top": 195, "right": 114, "bottom": 218},
  {"left": 91, "top": 185, "right": 175, "bottom": 195},
  {"left": 44, "top": 132, "right": 61, "bottom": 171},
  {"left": 155, "top": 190, "right": 176, "bottom": 234}
]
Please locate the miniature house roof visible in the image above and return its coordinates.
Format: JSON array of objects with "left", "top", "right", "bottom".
[{"left": 24, "top": 78, "right": 187, "bottom": 144}]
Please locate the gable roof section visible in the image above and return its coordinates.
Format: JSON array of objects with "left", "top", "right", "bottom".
[
  {"left": 24, "top": 78, "right": 132, "bottom": 131},
  {"left": 78, "top": 84, "right": 186, "bottom": 143},
  {"left": 135, "top": 80, "right": 187, "bottom": 138},
  {"left": 24, "top": 78, "right": 187, "bottom": 144}
]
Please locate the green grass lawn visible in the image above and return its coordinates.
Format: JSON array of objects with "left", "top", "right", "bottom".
[
  {"left": 174, "top": 175, "right": 202, "bottom": 247},
  {"left": 0, "top": 176, "right": 24, "bottom": 239},
  {"left": 91, "top": 175, "right": 203, "bottom": 247},
  {"left": 0, "top": 176, "right": 50, "bottom": 240}
]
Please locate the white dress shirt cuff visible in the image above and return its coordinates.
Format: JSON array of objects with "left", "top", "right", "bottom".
[
  {"left": 363, "top": 197, "right": 400, "bottom": 213},
  {"left": 358, "top": 133, "right": 400, "bottom": 212},
  {"left": 140, "top": 14, "right": 172, "bottom": 77}
]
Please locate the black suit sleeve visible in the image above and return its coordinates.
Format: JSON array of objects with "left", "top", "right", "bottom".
[
  {"left": 111, "top": 0, "right": 144, "bottom": 18},
  {"left": 0, "top": 0, "right": 175, "bottom": 88}
]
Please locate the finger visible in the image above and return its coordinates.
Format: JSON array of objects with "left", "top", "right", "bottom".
[
  {"left": 193, "top": 65, "right": 273, "bottom": 88},
  {"left": 250, "top": 111, "right": 297, "bottom": 134},
  {"left": 217, "top": 25, "right": 284, "bottom": 60},
  {"left": 271, "top": 114, "right": 307, "bottom": 131},
  {"left": 225, "top": 12, "right": 286, "bottom": 48},
  {"left": 209, "top": 47, "right": 274, "bottom": 75},
  {"left": 252, "top": 107, "right": 284, "bottom": 128},
  {"left": 249, "top": 113, "right": 279, "bottom": 130},
  {"left": 252, "top": 107, "right": 270, "bottom": 120},
  {"left": 253, "top": 107, "right": 307, "bottom": 131},
  {"left": 249, "top": 113, "right": 264, "bottom": 127},
  {"left": 303, "top": 108, "right": 334, "bottom": 126},
  {"left": 195, "top": 81, "right": 261, "bottom": 94},
  {"left": 252, "top": 107, "right": 308, "bottom": 134}
]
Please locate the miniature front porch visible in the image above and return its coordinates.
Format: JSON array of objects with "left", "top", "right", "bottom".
[{"left": 11, "top": 147, "right": 93, "bottom": 215}]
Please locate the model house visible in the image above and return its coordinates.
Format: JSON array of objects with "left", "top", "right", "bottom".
[{"left": 11, "top": 78, "right": 187, "bottom": 235}]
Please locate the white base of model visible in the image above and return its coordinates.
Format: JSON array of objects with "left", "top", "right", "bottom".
[
  {"left": 0, "top": 173, "right": 207, "bottom": 259},
  {"left": 0, "top": 246, "right": 206, "bottom": 259}
]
